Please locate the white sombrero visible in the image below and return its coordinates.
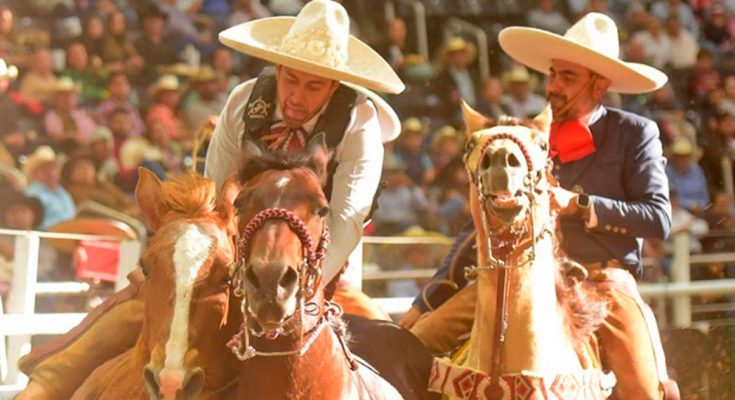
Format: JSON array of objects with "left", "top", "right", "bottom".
[
  {"left": 499, "top": 12, "right": 668, "bottom": 94},
  {"left": 219, "top": 0, "right": 405, "bottom": 95}
]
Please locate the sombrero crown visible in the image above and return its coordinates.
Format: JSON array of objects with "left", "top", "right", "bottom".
[
  {"left": 499, "top": 12, "right": 668, "bottom": 94},
  {"left": 218, "top": 0, "right": 404, "bottom": 94}
]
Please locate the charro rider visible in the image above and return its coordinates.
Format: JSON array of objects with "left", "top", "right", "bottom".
[
  {"left": 401, "top": 13, "right": 680, "bottom": 400},
  {"left": 16, "top": 1, "right": 405, "bottom": 398}
]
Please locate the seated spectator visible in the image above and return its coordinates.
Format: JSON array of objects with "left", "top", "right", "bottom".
[
  {"left": 527, "top": 0, "right": 570, "bottom": 35},
  {"left": 378, "top": 18, "right": 410, "bottom": 71},
  {"left": 475, "top": 76, "right": 512, "bottom": 121},
  {"left": 0, "top": 58, "right": 25, "bottom": 161},
  {"left": 652, "top": 0, "right": 700, "bottom": 37},
  {"left": 43, "top": 77, "right": 98, "bottom": 152},
  {"left": 434, "top": 37, "right": 480, "bottom": 122},
  {"left": 100, "top": 10, "right": 143, "bottom": 75},
  {"left": 666, "top": 15, "right": 700, "bottom": 102},
  {"left": 159, "top": 0, "right": 216, "bottom": 58},
  {"left": 643, "top": 84, "right": 684, "bottom": 121},
  {"left": 704, "top": 112, "right": 735, "bottom": 187},
  {"left": 120, "top": 118, "right": 184, "bottom": 182},
  {"left": 228, "top": 0, "right": 272, "bottom": 28},
  {"left": 134, "top": 5, "right": 181, "bottom": 87},
  {"left": 88, "top": 126, "right": 119, "bottom": 183},
  {"left": 664, "top": 190, "right": 709, "bottom": 278},
  {"left": 395, "top": 118, "right": 434, "bottom": 185},
  {"left": 372, "top": 157, "right": 430, "bottom": 235},
  {"left": 18, "top": 48, "right": 57, "bottom": 104},
  {"left": 703, "top": 191, "right": 735, "bottom": 253},
  {"left": 94, "top": 72, "right": 144, "bottom": 137},
  {"left": 385, "top": 227, "right": 435, "bottom": 298},
  {"left": 23, "top": 146, "right": 76, "bottom": 230},
  {"left": 631, "top": 14, "right": 671, "bottom": 70},
  {"left": 430, "top": 125, "right": 463, "bottom": 173},
  {"left": 182, "top": 65, "right": 227, "bottom": 133},
  {"left": 0, "top": 189, "right": 44, "bottom": 297},
  {"left": 689, "top": 49, "right": 721, "bottom": 105},
  {"left": 61, "top": 150, "right": 135, "bottom": 215},
  {"left": 501, "top": 65, "right": 546, "bottom": 119},
  {"left": 431, "top": 156, "right": 470, "bottom": 236},
  {"left": 80, "top": 14, "right": 105, "bottom": 66},
  {"left": 61, "top": 40, "right": 109, "bottom": 105},
  {"left": 700, "top": 4, "right": 735, "bottom": 58},
  {"left": 145, "top": 74, "right": 185, "bottom": 141},
  {"left": 211, "top": 46, "right": 240, "bottom": 93},
  {"left": 666, "top": 139, "right": 710, "bottom": 214}
]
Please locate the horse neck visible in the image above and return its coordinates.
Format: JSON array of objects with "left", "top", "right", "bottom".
[
  {"left": 238, "top": 321, "right": 356, "bottom": 399},
  {"left": 195, "top": 296, "right": 242, "bottom": 392},
  {"left": 467, "top": 233, "right": 583, "bottom": 376}
]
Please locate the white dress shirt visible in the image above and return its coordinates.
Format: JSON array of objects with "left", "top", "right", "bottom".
[{"left": 204, "top": 79, "right": 386, "bottom": 282}]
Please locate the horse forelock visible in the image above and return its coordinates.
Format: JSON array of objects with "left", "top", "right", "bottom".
[
  {"left": 238, "top": 151, "right": 313, "bottom": 185},
  {"left": 161, "top": 172, "right": 217, "bottom": 218}
]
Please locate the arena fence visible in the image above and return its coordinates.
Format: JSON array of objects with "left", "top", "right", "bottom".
[{"left": 2, "top": 230, "right": 735, "bottom": 396}]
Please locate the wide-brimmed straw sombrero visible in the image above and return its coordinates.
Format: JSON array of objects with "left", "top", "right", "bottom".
[
  {"left": 499, "top": 12, "right": 668, "bottom": 94},
  {"left": 218, "top": 0, "right": 404, "bottom": 95}
]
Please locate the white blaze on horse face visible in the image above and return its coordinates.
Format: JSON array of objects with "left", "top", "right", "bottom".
[
  {"left": 164, "top": 224, "right": 213, "bottom": 373},
  {"left": 275, "top": 176, "right": 290, "bottom": 189}
]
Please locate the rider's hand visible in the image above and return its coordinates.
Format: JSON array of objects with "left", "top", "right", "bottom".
[
  {"left": 546, "top": 170, "right": 579, "bottom": 216},
  {"left": 398, "top": 306, "right": 423, "bottom": 329}
]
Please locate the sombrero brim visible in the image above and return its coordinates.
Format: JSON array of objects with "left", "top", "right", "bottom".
[
  {"left": 219, "top": 17, "right": 405, "bottom": 95},
  {"left": 499, "top": 27, "right": 668, "bottom": 94}
]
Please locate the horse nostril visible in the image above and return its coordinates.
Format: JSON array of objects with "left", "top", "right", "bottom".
[
  {"left": 245, "top": 268, "right": 260, "bottom": 289},
  {"left": 279, "top": 267, "right": 297, "bottom": 289},
  {"left": 507, "top": 152, "right": 521, "bottom": 167},
  {"left": 143, "top": 365, "right": 162, "bottom": 399},
  {"left": 182, "top": 367, "right": 205, "bottom": 399}
]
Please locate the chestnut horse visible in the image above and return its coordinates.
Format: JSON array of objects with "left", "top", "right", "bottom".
[
  {"left": 230, "top": 135, "right": 437, "bottom": 399},
  {"left": 427, "top": 105, "right": 615, "bottom": 399},
  {"left": 71, "top": 169, "right": 242, "bottom": 400}
]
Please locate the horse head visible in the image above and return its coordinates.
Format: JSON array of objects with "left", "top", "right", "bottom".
[
  {"left": 463, "top": 102, "right": 553, "bottom": 244},
  {"left": 135, "top": 169, "right": 240, "bottom": 400},
  {"left": 234, "top": 134, "right": 332, "bottom": 342}
]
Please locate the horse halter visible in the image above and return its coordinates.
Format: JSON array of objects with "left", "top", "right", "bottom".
[
  {"left": 230, "top": 207, "right": 330, "bottom": 361},
  {"left": 467, "top": 129, "right": 551, "bottom": 272}
]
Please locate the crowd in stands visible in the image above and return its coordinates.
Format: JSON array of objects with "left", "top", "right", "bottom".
[{"left": 0, "top": 0, "right": 735, "bottom": 306}]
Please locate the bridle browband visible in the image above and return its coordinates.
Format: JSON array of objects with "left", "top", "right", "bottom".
[{"left": 229, "top": 207, "right": 331, "bottom": 361}]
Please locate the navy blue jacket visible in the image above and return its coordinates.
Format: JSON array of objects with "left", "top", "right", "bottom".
[{"left": 413, "top": 106, "right": 672, "bottom": 312}]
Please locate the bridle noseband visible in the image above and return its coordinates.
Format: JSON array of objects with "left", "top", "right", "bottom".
[{"left": 229, "top": 207, "right": 330, "bottom": 361}]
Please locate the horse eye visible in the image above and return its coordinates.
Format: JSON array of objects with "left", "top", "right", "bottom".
[
  {"left": 316, "top": 206, "right": 329, "bottom": 218},
  {"left": 139, "top": 259, "right": 149, "bottom": 278},
  {"left": 221, "top": 275, "right": 232, "bottom": 288}
]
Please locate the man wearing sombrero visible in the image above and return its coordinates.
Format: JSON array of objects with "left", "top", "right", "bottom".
[
  {"left": 15, "top": 1, "right": 409, "bottom": 399},
  {"left": 404, "top": 13, "right": 678, "bottom": 399}
]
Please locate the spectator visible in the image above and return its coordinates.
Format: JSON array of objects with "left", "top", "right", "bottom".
[
  {"left": 60, "top": 150, "right": 135, "bottom": 215},
  {"left": 395, "top": 117, "right": 434, "bottom": 185},
  {"left": 666, "top": 139, "right": 710, "bottom": 214},
  {"left": 211, "top": 46, "right": 240, "bottom": 93},
  {"left": 703, "top": 191, "right": 735, "bottom": 252},
  {"left": 0, "top": 58, "right": 24, "bottom": 161},
  {"left": 94, "top": 72, "right": 144, "bottom": 137},
  {"left": 431, "top": 156, "right": 470, "bottom": 236},
  {"left": 60, "top": 40, "right": 108, "bottom": 104},
  {"left": 100, "top": 10, "right": 143, "bottom": 75},
  {"left": 665, "top": 15, "right": 700, "bottom": 102},
  {"left": 700, "top": 3, "right": 735, "bottom": 57},
  {"left": 23, "top": 146, "right": 76, "bottom": 230},
  {"left": 182, "top": 65, "right": 227, "bottom": 133},
  {"left": 501, "top": 65, "right": 546, "bottom": 119},
  {"left": 703, "top": 112, "right": 735, "bottom": 188},
  {"left": 632, "top": 15, "right": 671, "bottom": 69},
  {"left": 145, "top": 74, "right": 185, "bottom": 141},
  {"left": 689, "top": 49, "right": 722, "bottom": 105},
  {"left": 134, "top": 5, "right": 181, "bottom": 87},
  {"left": 87, "top": 126, "right": 119, "bottom": 183},
  {"left": 0, "top": 189, "right": 44, "bottom": 296},
  {"left": 378, "top": 18, "right": 410, "bottom": 71},
  {"left": 652, "top": 0, "right": 700, "bottom": 36},
  {"left": 228, "top": 0, "right": 272, "bottom": 28},
  {"left": 527, "top": 0, "right": 570, "bottom": 35},
  {"left": 80, "top": 14, "right": 105, "bottom": 66},
  {"left": 475, "top": 76, "right": 512, "bottom": 120},
  {"left": 43, "top": 77, "right": 98, "bottom": 152},
  {"left": 430, "top": 125, "right": 463, "bottom": 173},
  {"left": 434, "top": 37, "right": 480, "bottom": 122},
  {"left": 18, "top": 48, "right": 57, "bottom": 104},
  {"left": 665, "top": 190, "right": 709, "bottom": 258},
  {"left": 158, "top": 0, "right": 216, "bottom": 57},
  {"left": 120, "top": 118, "right": 183, "bottom": 181},
  {"left": 384, "top": 227, "right": 435, "bottom": 298},
  {"left": 372, "top": 157, "right": 430, "bottom": 235},
  {"left": 0, "top": 6, "right": 18, "bottom": 60}
]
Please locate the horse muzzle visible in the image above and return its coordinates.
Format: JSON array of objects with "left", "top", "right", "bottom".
[{"left": 144, "top": 363, "right": 205, "bottom": 400}]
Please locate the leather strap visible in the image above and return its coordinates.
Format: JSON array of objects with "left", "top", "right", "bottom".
[{"left": 488, "top": 267, "right": 511, "bottom": 395}]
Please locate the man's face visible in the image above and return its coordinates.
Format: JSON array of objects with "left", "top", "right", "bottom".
[
  {"left": 67, "top": 43, "right": 88, "bottom": 71},
  {"left": 108, "top": 75, "right": 130, "bottom": 100},
  {"left": 35, "top": 162, "right": 61, "bottom": 189},
  {"left": 276, "top": 66, "right": 338, "bottom": 127},
  {"left": 5, "top": 204, "right": 34, "bottom": 230},
  {"left": 546, "top": 59, "right": 606, "bottom": 120}
]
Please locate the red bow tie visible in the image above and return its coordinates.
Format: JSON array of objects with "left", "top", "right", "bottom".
[{"left": 549, "top": 120, "right": 596, "bottom": 163}]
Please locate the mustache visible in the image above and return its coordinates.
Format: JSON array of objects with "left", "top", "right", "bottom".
[{"left": 547, "top": 93, "right": 567, "bottom": 103}]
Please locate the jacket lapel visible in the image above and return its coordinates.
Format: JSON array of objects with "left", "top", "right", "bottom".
[{"left": 559, "top": 107, "right": 608, "bottom": 186}]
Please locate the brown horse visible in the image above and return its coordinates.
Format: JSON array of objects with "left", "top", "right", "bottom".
[
  {"left": 71, "top": 169, "right": 242, "bottom": 400},
  {"left": 427, "top": 105, "right": 615, "bottom": 399},
  {"left": 230, "top": 134, "right": 436, "bottom": 399}
]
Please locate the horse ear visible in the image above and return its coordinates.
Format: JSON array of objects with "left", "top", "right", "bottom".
[
  {"left": 305, "top": 132, "right": 334, "bottom": 186},
  {"left": 135, "top": 167, "right": 164, "bottom": 230},
  {"left": 461, "top": 101, "right": 492, "bottom": 135},
  {"left": 529, "top": 105, "right": 552, "bottom": 139}
]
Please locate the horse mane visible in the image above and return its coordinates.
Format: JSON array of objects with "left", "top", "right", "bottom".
[
  {"left": 238, "top": 151, "right": 312, "bottom": 184},
  {"left": 160, "top": 172, "right": 217, "bottom": 217}
]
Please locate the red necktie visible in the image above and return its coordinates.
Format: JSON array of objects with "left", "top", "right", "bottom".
[{"left": 549, "top": 120, "right": 596, "bottom": 163}]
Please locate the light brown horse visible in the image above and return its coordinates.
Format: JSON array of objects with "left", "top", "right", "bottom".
[
  {"left": 427, "top": 105, "right": 615, "bottom": 399},
  {"left": 230, "top": 135, "right": 432, "bottom": 399},
  {"left": 71, "top": 169, "right": 242, "bottom": 400}
]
